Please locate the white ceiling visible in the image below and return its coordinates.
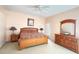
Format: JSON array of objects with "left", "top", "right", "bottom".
[{"left": 2, "top": 5, "right": 79, "bottom": 18}]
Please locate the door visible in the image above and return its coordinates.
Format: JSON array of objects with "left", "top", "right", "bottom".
[
  {"left": 0, "top": 12, "right": 6, "bottom": 47},
  {"left": 45, "top": 23, "right": 51, "bottom": 39}
]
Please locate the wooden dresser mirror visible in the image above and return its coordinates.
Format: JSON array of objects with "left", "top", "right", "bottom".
[{"left": 60, "top": 19, "right": 76, "bottom": 36}]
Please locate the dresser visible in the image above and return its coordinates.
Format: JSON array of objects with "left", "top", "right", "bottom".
[
  {"left": 55, "top": 34, "right": 78, "bottom": 53},
  {"left": 55, "top": 19, "right": 79, "bottom": 53}
]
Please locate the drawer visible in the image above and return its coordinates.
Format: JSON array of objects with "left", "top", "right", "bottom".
[
  {"left": 65, "top": 39, "right": 77, "bottom": 52},
  {"left": 55, "top": 34, "right": 61, "bottom": 43}
]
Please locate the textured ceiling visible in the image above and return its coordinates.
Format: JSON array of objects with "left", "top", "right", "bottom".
[{"left": 2, "top": 5, "right": 78, "bottom": 18}]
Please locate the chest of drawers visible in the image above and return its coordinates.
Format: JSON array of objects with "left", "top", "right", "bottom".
[{"left": 55, "top": 34, "right": 78, "bottom": 53}]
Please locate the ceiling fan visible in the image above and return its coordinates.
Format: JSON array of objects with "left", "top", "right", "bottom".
[{"left": 29, "top": 5, "right": 49, "bottom": 11}]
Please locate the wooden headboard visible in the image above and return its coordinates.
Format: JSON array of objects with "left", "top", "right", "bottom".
[{"left": 20, "top": 28, "right": 38, "bottom": 33}]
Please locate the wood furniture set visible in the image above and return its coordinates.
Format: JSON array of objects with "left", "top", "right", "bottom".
[{"left": 10, "top": 19, "right": 79, "bottom": 53}]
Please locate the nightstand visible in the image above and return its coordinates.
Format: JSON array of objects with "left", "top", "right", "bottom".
[{"left": 11, "top": 34, "right": 19, "bottom": 42}]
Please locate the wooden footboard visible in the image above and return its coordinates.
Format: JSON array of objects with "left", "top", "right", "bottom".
[{"left": 18, "top": 36, "right": 48, "bottom": 49}]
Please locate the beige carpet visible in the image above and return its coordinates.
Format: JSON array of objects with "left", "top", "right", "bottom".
[{"left": 0, "top": 40, "right": 75, "bottom": 54}]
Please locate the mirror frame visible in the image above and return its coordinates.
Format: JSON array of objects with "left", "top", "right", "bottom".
[{"left": 60, "top": 19, "right": 76, "bottom": 36}]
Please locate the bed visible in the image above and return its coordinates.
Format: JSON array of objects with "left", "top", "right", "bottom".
[{"left": 18, "top": 28, "right": 48, "bottom": 49}]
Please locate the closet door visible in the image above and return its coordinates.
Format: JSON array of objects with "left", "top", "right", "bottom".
[{"left": 0, "top": 12, "right": 6, "bottom": 47}]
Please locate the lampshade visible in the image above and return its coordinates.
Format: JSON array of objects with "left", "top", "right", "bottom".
[
  {"left": 9, "top": 27, "right": 17, "bottom": 31},
  {"left": 40, "top": 28, "right": 43, "bottom": 31}
]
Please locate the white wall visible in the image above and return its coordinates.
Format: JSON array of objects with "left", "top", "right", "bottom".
[
  {"left": 0, "top": 12, "right": 6, "bottom": 48},
  {"left": 5, "top": 11, "right": 46, "bottom": 41},
  {"left": 46, "top": 7, "right": 79, "bottom": 41}
]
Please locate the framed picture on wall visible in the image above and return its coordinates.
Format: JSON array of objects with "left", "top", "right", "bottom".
[{"left": 27, "top": 18, "right": 34, "bottom": 26}]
